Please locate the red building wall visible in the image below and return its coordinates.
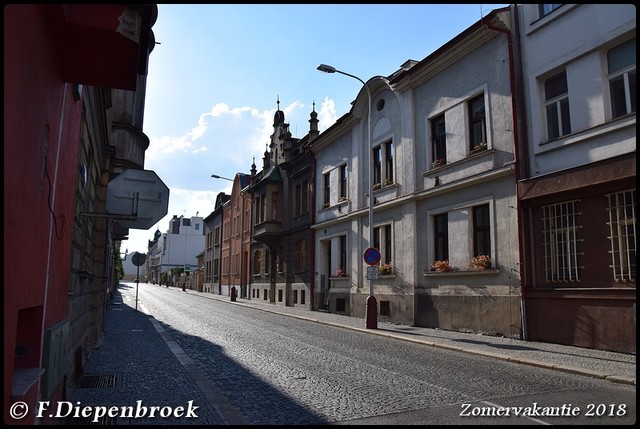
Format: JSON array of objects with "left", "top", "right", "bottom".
[{"left": 4, "top": 5, "right": 84, "bottom": 424}]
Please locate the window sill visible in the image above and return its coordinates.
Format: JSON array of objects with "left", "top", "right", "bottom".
[{"left": 424, "top": 268, "right": 500, "bottom": 277}]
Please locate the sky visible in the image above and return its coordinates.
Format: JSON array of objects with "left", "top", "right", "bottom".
[{"left": 124, "top": 3, "right": 510, "bottom": 255}]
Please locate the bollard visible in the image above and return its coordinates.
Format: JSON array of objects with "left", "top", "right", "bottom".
[{"left": 231, "top": 286, "right": 237, "bottom": 302}]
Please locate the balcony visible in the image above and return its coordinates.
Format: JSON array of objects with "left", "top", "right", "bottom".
[{"left": 253, "top": 220, "right": 282, "bottom": 247}]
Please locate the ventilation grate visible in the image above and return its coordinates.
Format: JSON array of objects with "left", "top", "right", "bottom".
[{"left": 77, "top": 374, "right": 117, "bottom": 389}]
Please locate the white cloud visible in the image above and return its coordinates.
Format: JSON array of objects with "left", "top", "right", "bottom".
[
  {"left": 126, "top": 99, "right": 339, "bottom": 254},
  {"left": 318, "top": 97, "right": 338, "bottom": 131}
]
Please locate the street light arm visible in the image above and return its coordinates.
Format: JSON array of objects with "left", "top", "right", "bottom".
[{"left": 211, "top": 174, "right": 234, "bottom": 182}]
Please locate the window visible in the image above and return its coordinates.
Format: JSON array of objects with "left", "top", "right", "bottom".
[
  {"left": 542, "top": 200, "right": 582, "bottom": 282},
  {"left": 373, "top": 146, "right": 382, "bottom": 186},
  {"left": 302, "top": 180, "right": 309, "bottom": 214},
  {"left": 250, "top": 251, "right": 260, "bottom": 277},
  {"left": 544, "top": 70, "right": 571, "bottom": 140},
  {"left": 608, "top": 38, "right": 636, "bottom": 119},
  {"left": 434, "top": 213, "right": 449, "bottom": 261},
  {"left": 373, "top": 140, "right": 394, "bottom": 186},
  {"left": 295, "top": 239, "right": 306, "bottom": 272},
  {"left": 431, "top": 114, "right": 446, "bottom": 165},
  {"left": 277, "top": 247, "right": 284, "bottom": 273},
  {"left": 295, "top": 183, "right": 302, "bottom": 216},
  {"left": 323, "top": 172, "right": 330, "bottom": 207},
  {"left": 539, "top": 4, "right": 561, "bottom": 17},
  {"left": 339, "top": 165, "right": 347, "bottom": 200},
  {"left": 384, "top": 141, "right": 394, "bottom": 184},
  {"left": 607, "top": 190, "right": 636, "bottom": 282},
  {"left": 473, "top": 205, "right": 491, "bottom": 257},
  {"left": 380, "top": 301, "right": 390, "bottom": 316},
  {"left": 469, "top": 94, "right": 487, "bottom": 151},
  {"left": 254, "top": 194, "right": 265, "bottom": 224},
  {"left": 339, "top": 235, "right": 347, "bottom": 273},
  {"left": 373, "top": 224, "right": 393, "bottom": 264},
  {"left": 271, "top": 192, "right": 278, "bottom": 220}
]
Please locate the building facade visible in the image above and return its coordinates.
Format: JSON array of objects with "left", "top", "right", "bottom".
[
  {"left": 203, "top": 192, "right": 230, "bottom": 293},
  {"left": 514, "top": 4, "right": 636, "bottom": 354},
  {"left": 4, "top": 4, "right": 157, "bottom": 424},
  {"left": 220, "top": 175, "right": 252, "bottom": 297},
  {"left": 310, "top": 7, "right": 521, "bottom": 337},
  {"left": 247, "top": 102, "right": 319, "bottom": 309}
]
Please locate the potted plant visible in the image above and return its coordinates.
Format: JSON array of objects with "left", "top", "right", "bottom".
[
  {"left": 372, "top": 183, "right": 381, "bottom": 191},
  {"left": 431, "top": 259, "right": 451, "bottom": 272},
  {"left": 470, "top": 254, "right": 492, "bottom": 271},
  {"left": 322, "top": 202, "right": 330, "bottom": 209},
  {"left": 432, "top": 158, "right": 445, "bottom": 168},
  {"left": 335, "top": 268, "right": 347, "bottom": 278},
  {"left": 383, "top": 178, "right": 394, "bottom": 186},
  {"left": 470, "top": 142, "right": 487, "bottom": 154},
  {"left": 379, "top": 263, "right": 393, "bottom": 275}
]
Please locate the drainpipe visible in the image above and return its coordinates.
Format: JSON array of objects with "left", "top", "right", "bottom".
[
  {"left": 310, "top": 151, "right": 316, "bottom": 311},
  {"left": 487, "top": 7, "right": 529, "bottom": 340}
]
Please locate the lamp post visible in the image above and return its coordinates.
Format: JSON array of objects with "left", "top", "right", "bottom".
[
  {"left": 212, "top": 173, "right": 237, "bottom": 300},
  {"left": 317, "top": 63, "right": 377, "bottom": 329}
]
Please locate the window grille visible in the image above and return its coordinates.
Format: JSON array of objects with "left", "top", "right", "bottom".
[
  {"left": 542, "top": 200, "right": 582, "bottom": 282},
  {"left": 607, "top": 190, "right": 636, "bottom": 282}
]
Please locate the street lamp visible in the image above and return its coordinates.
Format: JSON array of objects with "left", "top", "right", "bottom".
[
  {"left": 317, "top": 63, "right": 377, "bottom": 329},
  {"left": 211, "top": 174, "right": 234, "bottom": 181},
  {"left": 211, "top": 172, "right": 237, "bottom": 300}
]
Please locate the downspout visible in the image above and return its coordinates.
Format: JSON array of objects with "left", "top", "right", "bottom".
[
  {"left": 310, "top": 151, "right": 316, "bottom": 311},
  {"left": 487, "top": 7, "right": 529, "bottom": 340},
  {"left": 41, "top": 83, "right": 68, "bottom": 369}
]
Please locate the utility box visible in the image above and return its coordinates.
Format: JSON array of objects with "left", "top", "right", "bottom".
[{"left": 41, "top": 319, "right": 70, "bottom": 398}]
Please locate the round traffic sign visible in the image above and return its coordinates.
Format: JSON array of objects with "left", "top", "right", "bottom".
[
  {"left": 363, "top": 247, "right": 381, "bottom": 266},
  {"left": 131, "top": 252, "right": 146, "bottom": 267}
]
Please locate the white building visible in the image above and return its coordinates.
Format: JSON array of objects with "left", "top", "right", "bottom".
[
  {"left": 148, "top": 215, "right": 205, "bottom": 285},
  {"left": 311, "top": 6, "right": 521, "bottom": 337}
]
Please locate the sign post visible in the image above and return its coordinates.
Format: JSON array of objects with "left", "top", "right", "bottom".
[
  {"left": 131, "top": 252, "right": 146, "bottom": 311},
  {"left": 363, "top": 247, "right": 381, "bottom": 280}
]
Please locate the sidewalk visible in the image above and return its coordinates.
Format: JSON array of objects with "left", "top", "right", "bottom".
[{"left": 186, "top": 287, "right": 636, "bottom": 386}]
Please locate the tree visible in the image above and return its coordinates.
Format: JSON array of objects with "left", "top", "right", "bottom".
[{"left": 114, "top": 241, "right": 125, "bottom": 281}]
